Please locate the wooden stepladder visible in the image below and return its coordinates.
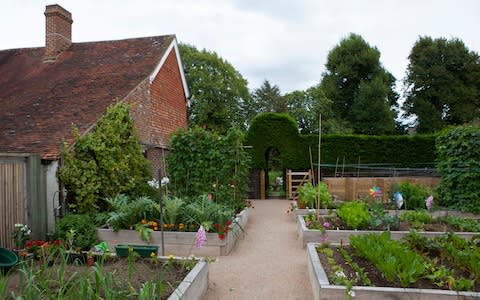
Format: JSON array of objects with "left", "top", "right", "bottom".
[{"left": 286, "top": 169, "right": 312, "bottom": 200}]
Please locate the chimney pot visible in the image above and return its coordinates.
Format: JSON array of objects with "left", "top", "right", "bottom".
[{"left": 44, "top": 4, "right": 73, "bottom": 63}]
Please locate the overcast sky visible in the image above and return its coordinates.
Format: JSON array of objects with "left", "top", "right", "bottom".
[{"left": 1, "top": 0, "right": 479, "bottom": 95}]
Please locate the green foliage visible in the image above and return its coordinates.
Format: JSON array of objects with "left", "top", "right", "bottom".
[
  {"left": 162, "top": 196, "right": 185, "bottom": 226},
  {"left": 391, "top": 181, "right": 434, "bottom": 210},
  {"left": 58, "top": 103, "right": 154, "bottom": 214},
  {"left": 441, "top": 216, "right": 480, "bottom": 232},
  {"left": 436, "top": 125, "right": 480, "bottom": 212},
  {"left": 105, "top": 194, "right": 159, "bottom": 231},
  {"left": 245, "top": 114, "right": 436, "bottom": 169},
  {"left": 297, "top": 182, "right": 331, "bottom": 208},
  {"left": 55, "top": 214, "right": 98, "bottom": 250},
  {"left": 350, "top": 232, "right": 426, "bottom": 287},
  {"left": 179, "top": 43, "right": 249, "bottom": 132},
  {"left": 337, "top": 201, "right": 371, "bottom": 229},
  {"left": 403, "top": 36, "right": 480, "bottom": 133},
  {"left": 284, "top": 85, "right": 352, "bottom": 134},
  {"left": 243, "top": 80, "right": 287, "bottom": 125},
  {"left": 320, "top": 33, "right": 398, "bottom": 134},
  {"left": 167, "top": 126, "right": 250, "bottom": 210},
  {"left": 399, "top": 210, "right": 433, "bottom": 226},
  {"left": 245, "top": 113, "right": 309, "bottom": 169},
  {"left": 182, "top": 195, "right": 234, "bottom": 231}
]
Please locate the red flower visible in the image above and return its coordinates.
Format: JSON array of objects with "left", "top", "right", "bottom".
[
  {"left": 226, "top": 220, "right": 233, "bottom": 226},
  {"left": 218, "top": 233, "right": 225, "bottom": 240},
  {"left": 213, "top": 223, "right": 219, "bottom": 227}
]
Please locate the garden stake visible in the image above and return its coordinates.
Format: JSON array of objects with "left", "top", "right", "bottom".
[{"left": 158, "top": 170, "right": 165, "bottom": 256}]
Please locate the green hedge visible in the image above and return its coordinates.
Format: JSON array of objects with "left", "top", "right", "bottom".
[{"left": 246, "top": 113, "right": 436, "bottom": 169}]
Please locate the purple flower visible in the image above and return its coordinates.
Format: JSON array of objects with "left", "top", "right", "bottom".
[
  {"left": 195, "top": 225, "right": 207, "bottom": 248},
  {"left": 426, "top": 195, "right": 434, "bottom": 210},
  {"left": 323, "top": 222, "right": 331, "bottom": 229}
]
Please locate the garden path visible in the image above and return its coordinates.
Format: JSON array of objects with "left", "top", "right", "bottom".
[{"left": 203, "top": 199, "right": 313, "bottom": 300}]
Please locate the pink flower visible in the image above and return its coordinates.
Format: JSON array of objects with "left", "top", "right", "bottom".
[
  {"left": 426, "top": 195, "right": 434, "bottom": 210},
  {"left": 207, "top": 193, "right": 213, "bottom": 201},
  {"left": 323, "top": 222, "right": 331, "bottom": 229},
  {"left": 195, "top": 225, "right": 207, "bottom": 248}
]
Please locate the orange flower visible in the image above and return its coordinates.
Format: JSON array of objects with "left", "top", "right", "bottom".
[{"left": 141, "top": 219, "right": 147, "bottom": 224}]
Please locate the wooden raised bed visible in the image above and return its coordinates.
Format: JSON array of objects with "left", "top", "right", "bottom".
[
  {"left": 297, "top": 215, "right": 478, "bottom": 247},
  {"left": 306, "top": 243, "right": 480, "bottom": 300},
  {"left": 98, "top": 208, "right": 249, "bottom": 257}
]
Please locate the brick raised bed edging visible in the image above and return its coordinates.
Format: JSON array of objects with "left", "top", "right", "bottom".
[
  {"left": 168, "top": 258, "right": 208, "bottom": 300},
  {"left": 297, "top": 215, "right": 478, "bottom": 247},
  {"left": 97, "top": 208, "right": 249, "bottom": 257},
  {"left": 306, "top": 243, "right": 480, "bottom": 300}
]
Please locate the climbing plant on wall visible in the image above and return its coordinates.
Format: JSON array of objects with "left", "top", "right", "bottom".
[
  {"left": 167, "top": 126, "right": 250, "bottom": 210},
  {"left": 58, "top": 103, "right": 154, "bottom": 214},
  {"left": 436, "top": 124, "right": 480, "bottom": 212}
]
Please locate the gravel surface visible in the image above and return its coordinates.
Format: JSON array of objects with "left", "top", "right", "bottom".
[{"left": 203, "top": 199, "right": 313, "bottom": 300}]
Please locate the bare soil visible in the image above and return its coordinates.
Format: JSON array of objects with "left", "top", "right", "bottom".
[{"left": 3, "top": 255, "right": 191, "bottom": 299}]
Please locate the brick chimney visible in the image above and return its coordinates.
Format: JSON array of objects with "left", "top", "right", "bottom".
[{"left": 43, "top": 4, "right": 73, "bottom": 63}]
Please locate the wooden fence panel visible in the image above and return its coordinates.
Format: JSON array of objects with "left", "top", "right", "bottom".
[{"left": 0, "top": 158, "right": 27, "bottom": 248}]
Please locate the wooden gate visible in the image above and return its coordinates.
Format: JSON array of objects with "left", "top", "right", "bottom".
[
  {"left": 0, "top": 156, "right": 27, "bottom": 248},
  {"left": 286, "top": 169, "right": 312, "bottom": 200}
]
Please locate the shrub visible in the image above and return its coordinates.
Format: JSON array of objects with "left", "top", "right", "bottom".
[
  {"left": 391, "top": 182, "right": 434, "bottom": 210},
  {"left": 436, "top": 125, "right": 480, "bottom": 213},
  {"left": 337, "top": 201, "right": 371, "bottom": 229},
  {"left": 58, "top": 103, "right": 154, "bottom": 213},
  {"left": 55, "top": 214, "right": 98, "bottom": 250}
]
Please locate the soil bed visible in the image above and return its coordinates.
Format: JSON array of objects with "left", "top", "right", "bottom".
[
  {"left": 317, "top": 245, "right": 480, "bottom": 291},
  {"left": 3, "top": 255, "right": 193, "bottom": 299}
]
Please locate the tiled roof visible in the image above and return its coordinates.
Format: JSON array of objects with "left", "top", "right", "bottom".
[{"left": 0, "top": 35, "right": 175, "bottom": 159}]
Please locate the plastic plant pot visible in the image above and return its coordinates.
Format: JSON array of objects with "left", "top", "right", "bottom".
[{"left": 0, "top": 247, "right": 19, "bottom": 274}]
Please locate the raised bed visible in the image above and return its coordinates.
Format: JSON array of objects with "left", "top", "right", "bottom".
[
  {"left": 306, "top": 243, "right": 480, "bottom": 300},
  {"left": 297, "top": 215, "right": 478, "bottom": 247},
  {"left": 98, "top": 208, "right": 249, "bottom": 257},
  {"left": 293, "top": 208, "right": 480, "bottom": 221},
  {"left": 168, "top": 257, "right": 209, "bottom": 300}
]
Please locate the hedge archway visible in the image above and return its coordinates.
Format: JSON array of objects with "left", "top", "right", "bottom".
[{"left": 245, "top": 113, "right": 308, "bottom": 170}]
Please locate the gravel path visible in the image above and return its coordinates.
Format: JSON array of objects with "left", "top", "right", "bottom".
[{"left": 203, "top": 199, "right": 313, "bottom": 300}]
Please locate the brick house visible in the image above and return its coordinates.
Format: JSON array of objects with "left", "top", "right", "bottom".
[{"left": 0, "top": 4, "right": 189, "bottom": 245}]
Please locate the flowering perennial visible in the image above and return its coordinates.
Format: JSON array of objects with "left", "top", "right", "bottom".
[{"left": 195, "top": 225, "right": 207, "bottom": 248}]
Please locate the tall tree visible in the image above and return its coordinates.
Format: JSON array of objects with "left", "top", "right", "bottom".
[
  {"left": 403, "top": 36, "right": 480, "bottom": 133},
  {"left": 243, "top": 80, "right": 287, "bottom": 124},
  {"left": 320, "top": 33, "right": 398, "bottom": 134},
  {"left": 179, "top": 44, "right": 249, "bottom": 132},
  {"left": 284, "top": 85, "right": 351, "bottom": 134}
]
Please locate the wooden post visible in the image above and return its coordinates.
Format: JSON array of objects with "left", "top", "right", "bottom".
[{"left": 260, "top": 169, "right": 265, "bottom": 200}]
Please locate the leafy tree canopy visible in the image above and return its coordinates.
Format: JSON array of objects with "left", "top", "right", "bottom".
[
  {"left": 320, "top": 33, "right": 398, "bottom": 134},
  {"left": 179, "top": 43, "right": 250, "bottom": 132},
  {"left": 284, "top": 85, "right": 352, "bottom": 134},
  {"left": 243, "top": 80, "right": 287, "bottom": 125},
  {"left": 403, "top": 36, "right": 480, "bottom": 133}
]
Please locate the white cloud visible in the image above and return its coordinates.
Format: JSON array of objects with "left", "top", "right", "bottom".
[{"left": 1, "top": 0, "right": 479, "bottom": 94}]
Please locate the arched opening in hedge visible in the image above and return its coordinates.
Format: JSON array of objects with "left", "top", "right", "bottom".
[{"left": 246, "top": 113, "right": 307, "bottom": 199}]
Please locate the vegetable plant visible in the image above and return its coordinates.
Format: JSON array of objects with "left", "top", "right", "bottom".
[{"left": 337, "top": 201, "right": 371, "bottom": 229}]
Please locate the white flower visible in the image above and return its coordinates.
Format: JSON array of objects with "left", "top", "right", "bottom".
[
  {"left": 347, "top": 289, "right": 356, "bottom": 297},
  {"left": 15, "top": 223, "right": 23, "bottom": 228},
  {"left": 161, "top": 177, "right": 170, "bottom": 187},
  {"left": 147, "top": 178, "right": 159, "bottom": 189},
  {"left": 335, "top": 270, "right": 346, "bottom": 278}
]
